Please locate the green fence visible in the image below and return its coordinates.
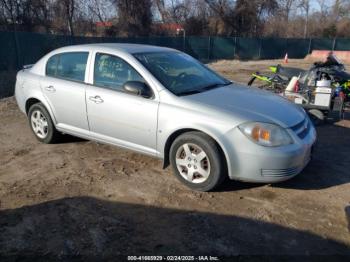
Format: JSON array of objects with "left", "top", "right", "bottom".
[{"left": 1, "top": 31, "right": 349, "bottom": 98}]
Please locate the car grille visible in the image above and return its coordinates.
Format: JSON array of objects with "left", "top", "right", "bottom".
[
  {"left": 290, "top": 117, "right": 310, "bottom": 139},
  {"left": 261, "top": 166, "right": 301, "bottom": 177}
]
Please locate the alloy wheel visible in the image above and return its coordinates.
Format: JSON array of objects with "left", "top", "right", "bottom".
[
  {"left": 31, "top": 110, "right": 49, "bottom": 139},
  {"left": 175, "top": 143, "right": 211, "bottom": 184}
]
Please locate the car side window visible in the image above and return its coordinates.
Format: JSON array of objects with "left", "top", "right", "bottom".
[
  {"left": 46, "top": 54, "right": 59, "bottom": 76},
  {"left": 46, "top": 52, "right": 88, "bottom": 82},
  {"left": 94, "top": 53, "right": 145, "bottom": 91}
]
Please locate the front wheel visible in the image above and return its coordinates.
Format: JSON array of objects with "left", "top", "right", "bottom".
[{"left": 169, "top": 132, "right": 226, "bottom": 191}]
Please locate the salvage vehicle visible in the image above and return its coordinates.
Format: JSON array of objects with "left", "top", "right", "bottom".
[
  {"left": 248, "top": 53, "right": 350, "bottom": 100},
  {"left": 247, "top": 53, "right": 348, "bottom": 122},
  {"left": 15, "top": 44, "right": 316, "bottom": 191}
]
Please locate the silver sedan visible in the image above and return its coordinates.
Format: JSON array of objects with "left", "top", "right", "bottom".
[{"left": 15, "top": 44, "right": 316, "bottom": 191}]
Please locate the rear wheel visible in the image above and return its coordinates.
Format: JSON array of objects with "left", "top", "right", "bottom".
[
  {"left": 28, "top": 103, "right": 61, "bottom": 143},
  {"left": 170, "top": 132, "right": 226, "bottom": 191}
]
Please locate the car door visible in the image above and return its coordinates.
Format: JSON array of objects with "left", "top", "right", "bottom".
[
  {"left": 41, "top": 52, "right": 89, "bottom": 131},
  {"left": 86, "top": 52, "right": 159, "bottom": 155}
]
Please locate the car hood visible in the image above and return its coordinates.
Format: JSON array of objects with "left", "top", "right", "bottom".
[{"left": 183, "top": 84, "right": 305, "bottom": 128}]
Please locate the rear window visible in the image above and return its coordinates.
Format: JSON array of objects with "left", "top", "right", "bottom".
[{"left": 46, "top": 52, "right": 89, "bottom": 82}]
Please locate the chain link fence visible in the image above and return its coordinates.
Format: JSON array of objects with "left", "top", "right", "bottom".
[{"left": 0, "top": 31, "right": 347, "bottom": 98}]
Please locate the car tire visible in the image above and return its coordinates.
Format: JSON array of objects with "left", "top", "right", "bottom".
[
  {"left": 28, "top": 103, "right": 61, "bottom": 144},
  {"left": 170, "top": 131, "right": 226, "bottom": 192}
]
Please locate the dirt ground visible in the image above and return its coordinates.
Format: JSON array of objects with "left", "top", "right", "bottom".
[{"left": 0, "top": 59, "right": 350, "bottom": 259}]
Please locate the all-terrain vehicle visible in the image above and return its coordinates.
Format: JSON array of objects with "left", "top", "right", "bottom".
[{"left": 247, "top": 53, "right": 348, "bottom": 123}]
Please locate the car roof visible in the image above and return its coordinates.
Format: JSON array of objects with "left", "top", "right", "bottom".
[
  {"left": 29, "top": 43, "right": 180, "bottom": 80},
  {"left": 54, "top": 43, "right": 177, "bottom": 54}
]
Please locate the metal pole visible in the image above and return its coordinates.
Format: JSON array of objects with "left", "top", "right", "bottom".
[
  {"left": 332, "top": 38, "right": 336, "bottom": 51},
  {"left": 233, "top": 36, "right": 237, "bottom": 58},
  {"left": 258, "top": 38, "right": 262, "bottom": 59},
  {"left": 183, "top": 29, "right": 186, "bottom": 52},
  {"left": 207, "top": 36, "right": 211, "bottom": 60},
  {"left": 307, "top": 38, "right": 312, "bottom": 54}
]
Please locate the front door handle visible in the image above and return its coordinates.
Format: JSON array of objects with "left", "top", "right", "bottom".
[
  {"left": 89, "top": 95, "right": 104, "bottom": 104},
  {"left": 45, "top": 85, "right": 56, "bottom": 92}
]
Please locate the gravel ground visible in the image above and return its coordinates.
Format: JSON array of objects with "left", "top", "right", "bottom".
[{"left": 0, "top": 59, "right": 350, "bottom": 260}]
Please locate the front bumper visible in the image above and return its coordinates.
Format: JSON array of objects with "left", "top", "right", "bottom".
[{"left": 225, "top": 119, "right": 316, "bottom": 183}]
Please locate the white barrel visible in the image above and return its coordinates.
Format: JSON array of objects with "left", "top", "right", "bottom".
[
  {"left": 316, "top": 80, "right": 331, "bottom": 87},
  {"left": 285, "top": 76, "right": 299, "bottom": 92}
]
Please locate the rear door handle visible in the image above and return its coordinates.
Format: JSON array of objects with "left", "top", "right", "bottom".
[
  {"left": 45, "top": 85, "right": 56, "bottom": 92},
  {"left": 89, "top": 95, "right": 104, "bottom": 104}
]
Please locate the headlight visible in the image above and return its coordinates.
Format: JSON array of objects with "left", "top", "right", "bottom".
[{"left": 238, "top": 122, "right": 293, "bottom": 147}]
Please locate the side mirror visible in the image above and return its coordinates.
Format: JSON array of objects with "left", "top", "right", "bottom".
[{"left": 123, "top": 81, "right": 152, "bottom": 98}]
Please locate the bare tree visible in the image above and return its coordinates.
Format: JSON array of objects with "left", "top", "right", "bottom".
[
  {"left": 332, "top": 0, "right": 349, "bottom": 21},
  {"left": 0, "top": 0, "right": 24, "bottom": 30},
  {"left": 50, "top": 0, "right": 82, "bottom": 36},
  {"left": 278, "top": 0, "right": 296, "bottom": 21},
  {"left": 298, "top": 0, "right": 311, "bottom": 38},
  {"left": 28, "top": 0, "right": 53, "bottom": 32},
  {"left": 1, "top": 0, "right": 350, "bottom": 38},
  {"left": 0, "top": 0, "right": 53, "bottom": 32},
  {"left": 86, "top": 0, "right": 114, "bottom": 23},
  {"left": 115, "top": 0, "right": 153, "bottom": 36},
  {"left": 154, "top": 0, "right": 172, "bottom": 22},
  {"left": 64, "top": 0, "right": 75, "bottom": 36},
  {"left": 316, "top": 0, "right": 328, "bottom": 15},
  {"left": 205, "top": 0, "right": 236, "bottom": 35},
  {"left": 205, "top": 0, "right": 278, "bottom": 36},
  {"left": 153, "top": 0, "right": 194, "bottom": 24}
]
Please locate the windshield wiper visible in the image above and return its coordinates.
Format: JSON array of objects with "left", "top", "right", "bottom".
[
  {"left": 177, "top": 82, "right": 232, "bottom": 96},
  {"left": 198, "top": 82, "right": 232, "bottom": 92},
  {"left": 177, "top": 89, "right": 202, "bottom": 96}
]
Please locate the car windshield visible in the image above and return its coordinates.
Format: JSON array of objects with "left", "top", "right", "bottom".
[{"left": 133, "top": 51, "right": 231, "bottom": 96}]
